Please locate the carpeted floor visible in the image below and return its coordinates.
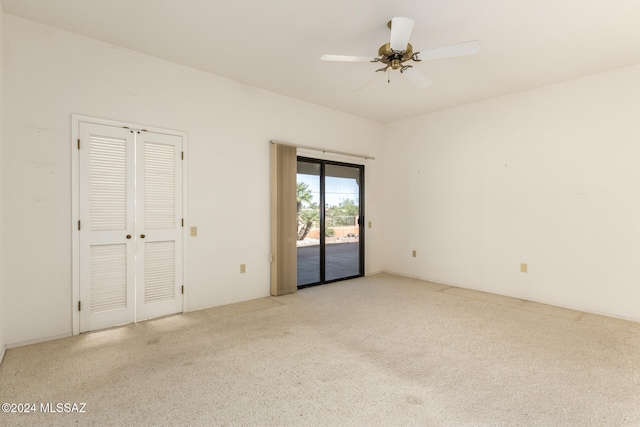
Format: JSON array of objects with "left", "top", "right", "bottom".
[{"left": 1, "top": 273, "right": 639, "bottom": 426}]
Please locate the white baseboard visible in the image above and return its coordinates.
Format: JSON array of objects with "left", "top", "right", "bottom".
[
  {"left": 0, "top": 345, "right": 5, "bottom": 366},
  {"left": 365, "top": 270, "right": 385, "bottom": 277},
  {"left": 5, "top": 332, "right": 72, "bottom": 350},
  {"left": 381, "top": 270, "right": 640, "bottom": 324}
]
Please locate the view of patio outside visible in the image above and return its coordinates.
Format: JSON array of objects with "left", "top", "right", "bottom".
[{"left": 297, "top": 180, "right": 359, "bottom": 247}]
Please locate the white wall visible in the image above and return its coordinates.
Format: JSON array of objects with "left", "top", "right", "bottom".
[
  {"left": 7, "top": 11, "right": 638, "bottom": 348},
  {"left": 3, "top": 15, "right": 385, "bottom": 345},
  {"left": 384, "top": 64, "right": 640, "bottom": 321},
  {"left": 0, "top": 5, "right": 5, "bottom": 362}
]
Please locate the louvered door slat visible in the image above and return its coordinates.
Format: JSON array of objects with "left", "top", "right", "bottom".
[
  {"left": 144, "top": 241, "right": 176, "bottom": 303},
  {"left": 144, "top": 142, "right": 175, "bottom": 230},
  {"left": 89, "top": 135, "right": 127, "bottom": 231},
  {"left": 90, "top": 244, "right": 127, "bottom": 313}
]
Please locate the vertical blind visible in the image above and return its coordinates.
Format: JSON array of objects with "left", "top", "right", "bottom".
[{"left": 270, "top": 143, "right": 298, "bottom": 296}]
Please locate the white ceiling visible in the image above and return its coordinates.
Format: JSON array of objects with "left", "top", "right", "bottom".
[{"left": 3, "top": 0, "right": 640, "bottom": 123}]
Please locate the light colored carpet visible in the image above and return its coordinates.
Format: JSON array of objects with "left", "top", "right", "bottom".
[{"left": 1, "top": 273, "right": 639, "bottom": 426}]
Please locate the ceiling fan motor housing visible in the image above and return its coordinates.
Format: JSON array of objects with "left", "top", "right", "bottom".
[{"left": 378, "top": 42, "right": 414, "bottom": 69}]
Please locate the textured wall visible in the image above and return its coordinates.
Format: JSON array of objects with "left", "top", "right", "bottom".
[
  {"left": 384, "top": 64, "right": 640, "bottom": 321},
  {"left": 0, "top": 5, "right": 5, "bottom": 360},
  {"left": 2, "top": 15, "right": 384, "bottom": 345}
]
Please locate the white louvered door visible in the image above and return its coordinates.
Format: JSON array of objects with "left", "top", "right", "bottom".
[
  {"left": 78, "top": 122, "right": 182, "bottom": 333},
  {"left": 79, "top": 123, "right": 136, "bottom": 332},
  {"left": 135, "top": 131, "right": 183, "bottom": 320}
]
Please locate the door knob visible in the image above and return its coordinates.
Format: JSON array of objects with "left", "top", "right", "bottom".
[
  {"left": 140, "top": 234, "right": 146, "bottom": 239},
  {"left": 126, "top": 235, "right": 131, "bottom": 239}
]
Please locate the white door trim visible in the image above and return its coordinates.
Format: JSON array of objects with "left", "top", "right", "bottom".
[{"left": 71, "top": 114, "right": 189, "bottom": 335}]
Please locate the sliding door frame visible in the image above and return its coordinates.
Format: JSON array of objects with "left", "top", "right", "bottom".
[{"left": 297, "top": 156, "right": 365, "bottom": 288}]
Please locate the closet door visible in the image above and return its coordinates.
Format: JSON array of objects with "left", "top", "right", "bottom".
[
  {"left": 78, "top": 122, "right": 183, "bottom": 332},
  {"left": 135, "top": 131, "right": 183, "bottom": 320},
  {"left": 79, "top": 123, "right": 136, "bottom": 332}
]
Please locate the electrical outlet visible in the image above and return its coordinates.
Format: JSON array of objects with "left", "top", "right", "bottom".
[
  {"left": 520, "top": 263, "right": 528, "bottom": 273},
  {"left": 412, "top": 250, "right": 417, "bottom": 258},
  {"left": 240, "top": 264, "right": 246, "bottom": 274},
  {"left": 190, "top": 226, "right": 197, "bottom": 237}
]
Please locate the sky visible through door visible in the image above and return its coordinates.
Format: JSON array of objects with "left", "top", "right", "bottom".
[{"left": 297, "top": 174, "right": 359, "bottom": 208}]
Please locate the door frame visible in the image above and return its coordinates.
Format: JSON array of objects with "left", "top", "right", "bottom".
[
  {"left": 71, "top": 114, "right": 189, "bottom": 336},
  {"left": 296, "top": 156, "right": 365, "bottom": 288}
]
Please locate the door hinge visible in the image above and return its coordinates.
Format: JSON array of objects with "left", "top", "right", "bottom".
[
  {"left": 78, "top": 301, "right": 81, "bottom": 311},
  {"left": 77, "top": 139, "right": 80, "bottom": 149},
  {"left": 181, "top": 151, "right": 184, "bottom": 160},
  {"left": 78, "top": 220, "right": 81, "bottom": 230},
  {"left": 181, "top": 218, "right": 184, "bottom": 227},
  {"left": 181, "top": 285, "right": 184, "bottom": 294}
]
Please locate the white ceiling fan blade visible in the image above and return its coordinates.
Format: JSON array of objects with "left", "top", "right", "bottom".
[
  {"left": 389, "top": 17, "right": 414, "bottom": 52},
  {"left": 321, "top": 55, "right": 375, "bottom": 62},
  {"left": 416, "top": 40, "right": 480, "bottom": 61},
  {"left": 402, "top": 67, "right": 433, "bottom": 90}
]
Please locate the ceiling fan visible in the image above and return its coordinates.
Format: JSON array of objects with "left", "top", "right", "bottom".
[{"left": 321, "top": 17, "right": 480, "bottom": 89}]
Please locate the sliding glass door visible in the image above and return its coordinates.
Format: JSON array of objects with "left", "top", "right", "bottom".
[
  {"left": 296, "top": 161, "right": 321, "bottom": 286},
  {"left": 296, "top": 158, "right": 364, "bottom": 288},
  {"left": 324, "top": 163, "right": 362, "bottom": 282}
]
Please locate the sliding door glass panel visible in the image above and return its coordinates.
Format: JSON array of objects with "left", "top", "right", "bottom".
[
  {"left": 296, "top": 161, "right": 321, "bottom": 286},
  {"left": 324, "top": 164, "right": 361, "bottom": 282}
]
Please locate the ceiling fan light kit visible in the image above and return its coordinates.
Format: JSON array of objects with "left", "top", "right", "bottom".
[{"left": 321, "top": 16, "right": 479, "bottom": 90}]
